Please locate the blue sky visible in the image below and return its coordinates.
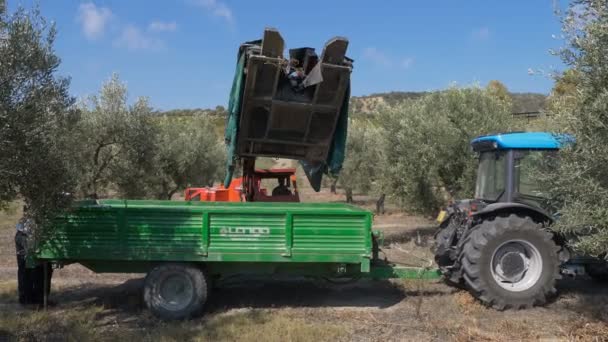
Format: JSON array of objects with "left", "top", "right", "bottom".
[{"left": 9, "top": 1, "right": 566, "bottom": 110}]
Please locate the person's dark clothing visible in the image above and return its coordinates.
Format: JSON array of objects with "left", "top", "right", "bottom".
[
  {"left": 16, "top": 230, "right": 32, "bottom": 305},
  {"left": 15, "top": 230, "right": 52, "bottom": 305},
  {"left": 272, "top": 185, "right": 291, "bottom": 196}
]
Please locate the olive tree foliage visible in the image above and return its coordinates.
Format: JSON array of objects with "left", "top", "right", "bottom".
[
  {"left": 140, "top": 116, "right": 226, "bottom": 200},
  {"left": 74, "top": 75, "right": 226, "bottom": 200},
  {"left": 338, "top": 119, "right": 382, "bottom": 203},
  {"left": 376, "top": 87, "right": 513, "bottom": 214},
  {"left": 0, "top": 4, "right": 78, "bottom": 231},
  {"left": 74, "top": 74, "right": 156, "bottom": 198},
  {"left": 541, "top": 0, "right": 608, "bottom": 256},
  {"left": 486, "top": 80, "right": 511, "bottom": 104}
]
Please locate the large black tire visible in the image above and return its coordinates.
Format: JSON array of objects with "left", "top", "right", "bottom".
[
  {"left": 434, "top": 218, "right": 464, "bottom": 287},
  {"left": 143, "top": 263, "right": 208, "bottom": 320},
  {"left": 460, "top": 214, "right": 560, "bottom": 310}
]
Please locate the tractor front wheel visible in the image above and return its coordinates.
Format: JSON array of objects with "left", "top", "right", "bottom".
[{"left": 460, "top": 214, "right": 560, "bottom": 310}]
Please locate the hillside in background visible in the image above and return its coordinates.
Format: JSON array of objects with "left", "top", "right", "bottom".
[
  {"left": 350, "top": 91, "right": 547, "bottom": 115},
  {"left": 153, "top": 107, "right": 228, "bottom": 137},
  {"left": 156, "top": 90, "right": 547, "bottom": 125}
]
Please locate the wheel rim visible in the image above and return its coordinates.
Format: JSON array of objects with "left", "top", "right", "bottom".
[
  {"left": 490, "top": 239, "right": 543, "bottom": 292},
  {"left": 158, "top": 273, "right": 194, "bottom": 311}
]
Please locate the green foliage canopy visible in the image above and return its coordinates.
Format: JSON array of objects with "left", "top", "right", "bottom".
[
  {"left": 338, "top": 119, "right": 382, "bottom": 202},
  {"left": 143, "top": 115, "right": 226, "bottom": 200},
  {"left": 376, "top": 87, "right": 513, "bottom": 214},
  {"left": 75, "top": 74, "right": 226, "bottom": 200},
  {"left": 544, "top": 0, "right": 608, "bottom": 256},
  {"left": 74, "top": 73, "right": 156, "bottom": 198},
  {"left": 0, "top": 5, "right": 77, "bottom": 230}
]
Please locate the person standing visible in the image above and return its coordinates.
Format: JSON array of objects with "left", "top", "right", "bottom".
[
  {"left": 15, "top": 206, "right": 52, "bottom": 307},
  {"left": 15, "top": 207, "right": 34, "bottom": 305}
]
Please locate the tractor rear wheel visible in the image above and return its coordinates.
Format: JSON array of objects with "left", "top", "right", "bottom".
[
  {"left": 143, "top": 263, "right": 209, "bottom": 320},
  {"left": 460, "top": 214, "right": 559, "bottom": 310}
]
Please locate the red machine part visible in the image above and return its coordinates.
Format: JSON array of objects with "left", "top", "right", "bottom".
[{"left": 185, "top": 164, "right": 299, "bottom": 203}]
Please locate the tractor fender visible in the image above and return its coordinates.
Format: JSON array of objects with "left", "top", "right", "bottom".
[
  {"left": 469, "top": 202, "right": 569, "bottom": 260},
  {"left": 472, "top": 202, "right": 553, "bottom": 224}
]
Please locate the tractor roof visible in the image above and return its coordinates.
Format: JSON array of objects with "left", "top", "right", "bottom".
[{"left": 471, "top": 132, "right": 572, "bottom": 152}]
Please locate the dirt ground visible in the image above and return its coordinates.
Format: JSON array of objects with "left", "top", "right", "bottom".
[{"left": 1, "top": 179, "right": 607, "bottom": 341}]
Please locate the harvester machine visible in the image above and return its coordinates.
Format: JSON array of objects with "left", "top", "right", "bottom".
[{"left": 224, "top": 28, "right": 353, "bottom": 194}]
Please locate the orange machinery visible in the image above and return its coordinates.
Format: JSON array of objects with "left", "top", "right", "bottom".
[{"left": 185, "top": 168, "right": 299, "bottom": 203}]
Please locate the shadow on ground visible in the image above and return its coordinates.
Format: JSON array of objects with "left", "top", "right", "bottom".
[
  {"left": 51, "top": 277, "right": 417, "bottom": 313},
  {"left": 555, "top": 278, "right": 608, "bottom": 321},
  {"left": 381, "top": 225, "right": 437, "bottom": 246}
]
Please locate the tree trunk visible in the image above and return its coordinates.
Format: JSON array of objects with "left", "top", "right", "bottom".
[
  {"left": 167, "top": 186, "right": 179, "bottom": 200},
  {"left": 376, "top": 193, "right": 386, "bottom": 215},
  {"left": 330, "top": 179, "right": 338, "bottom": 194},
  {"left": 345, "top": 188, "right": 353, "bottom": 203},
  {"left": 157, "top": 180, "right": 170, "bottom": 200}
]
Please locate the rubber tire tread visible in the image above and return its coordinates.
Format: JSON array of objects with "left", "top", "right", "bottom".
[
  {"left": 460, "top": 214, "right": 560, "bottom": 310},
  {"left": 143, "top": 263, "right": 208, "bottom": 320}
]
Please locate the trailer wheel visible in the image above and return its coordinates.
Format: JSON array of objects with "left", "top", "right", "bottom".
[
  {"left": 461, "top": 214, "right": 559, "bottom": 310},
  {"left": 143, "top": 263, "right": 208, "bottom": 320}
]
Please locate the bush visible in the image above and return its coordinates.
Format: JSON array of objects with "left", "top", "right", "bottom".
[
  {"left": 376, "top": 86, "right": 513, "bottom": 214},
  {"left": 543, "top": 0, "right": 608, "bottom": 256},
  {"left": 0, "top": 5, "right": 77, "bottom": 234},
  {"left": 338, "top": 119, "right": 382, "bottom": 202}
]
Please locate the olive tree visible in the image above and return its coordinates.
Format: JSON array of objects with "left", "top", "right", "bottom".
[
  {"left": 0, "top": 5, "right": 78, "bottom": 230},
  {"left": 338, "top": 119, "right": 382, "bottom": 203},
  {"left": 75, "top": 74, "right": 156, "bottom": 198},
  {"left": 377, "top": 87, "right": 513, "bottom": 214},
  {"left": 542, "top": 0, "right": 608, "bottom": 256},
  {"left": 140, "top": 115, "right": 226, "bottom": 200}
]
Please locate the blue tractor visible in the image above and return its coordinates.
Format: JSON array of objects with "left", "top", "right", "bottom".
[{"left": 434, "top": 132, "right": 607, "bottom": 310}]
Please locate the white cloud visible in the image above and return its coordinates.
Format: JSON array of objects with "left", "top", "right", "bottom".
[
  {"left": 400, "top": 57, "right": 414, "bottom": 69},
  {"left": 192, "top": 0, "right": 234, "bottom": 24},
  {"left": 363, "top": 47, "right": 391, "bottom": 67},
  {"left": 471, "top": 27, "right": 490, "bottom": 41},
  {"left": 114, "top": 25, "right": 164, "bottom": 51},
  {"left": 77, "top": 3, "right": 112, "bottom": 40},
  {"left": 363, "top": 47, "right": 413, "bottom": 70},
  {"left": 148, "top": 21, "right": 178, "bottom": 32}
]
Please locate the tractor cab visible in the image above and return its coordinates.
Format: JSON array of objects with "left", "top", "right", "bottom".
[
  {"left": 469, "top": 132, "right": 565, "bottom": 215},
  {"left": 437, "top": 132, "right": 567, "bottom": 225}
]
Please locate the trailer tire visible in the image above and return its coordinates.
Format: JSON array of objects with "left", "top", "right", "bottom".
[
  {"left": 461, "top": 214, "right": 559, "bottom": 310},
  {"left": 144, "top": 263, "right": 208, "bottom": 320}
]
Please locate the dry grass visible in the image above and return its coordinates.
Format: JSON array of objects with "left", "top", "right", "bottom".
[
  {"left": 452, "top": 318, "right": 608, "bottom": 342},
  {"left": 0, "top": 307, "right": 348, "bottom": 342},
  {"left": 143, "top": 311, "right": 348, "bottom": 342},
  {"left": 0, "top": 281, "right": 347, "bottom": 341},
  {"left": 0, "top": 281, "right": 17, "bottom": 304},
  {"left": 0, "top": 304, "right": 105, "bottom": 341},
  {"left": 561, "top": 320, "right": 608, "bottom": 342},
  {"left": 453, "top": 291, "right": 486, "bottom": 315},
  {"left": 452, "top": 319, "right": 541, "bottom": 342}
]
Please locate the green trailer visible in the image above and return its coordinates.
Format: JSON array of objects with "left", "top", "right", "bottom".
[{"left": 34, "top": 199, "right": 439, "bottom": 320}]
